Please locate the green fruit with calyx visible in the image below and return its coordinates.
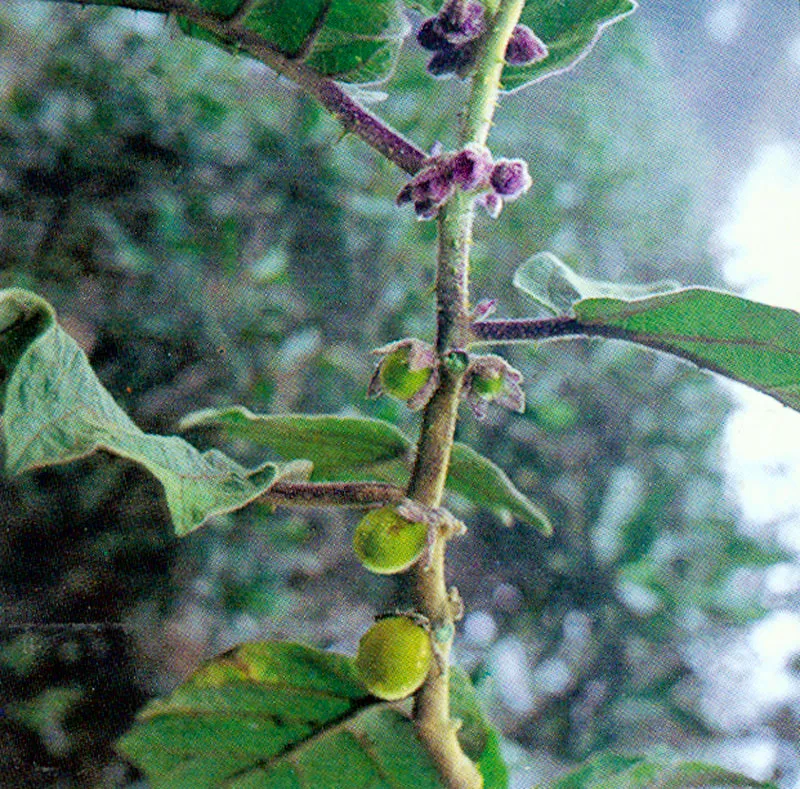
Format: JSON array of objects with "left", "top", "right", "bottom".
[
  {"left": 353, "top": 506, "right": 427, "bottom": 575},
  {"left": 380, "top": 348, "right": 432, "bottom": 400},
  {"left": 355, "top": 616, "right": 432, "bottom": 701},
  {"left": 471, "top": 370, "right": 504, "bottom": 398}
]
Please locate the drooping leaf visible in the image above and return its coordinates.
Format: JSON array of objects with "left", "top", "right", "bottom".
[
  {"left": 117, "top": 641, "right": 507, "bottom": 789},
  {"left": 0, "top": 288, "right": 301, "bottom": 537},
  {"left": 180, "top": 408, "right": 413, "bottom": 477},
  {"left": 448, "top": 443, "right": 552, "bottom": 535},
  {"left": 506, "top": 0, "right": 638, "bottom": 91},
  {"left": 573, "top": 288, "right": 800, "bottom": 412},
  {"left": 542, "top": 750, "right": 776, "bottom": 789},
  {"left": 181, "top": 408, "right": 551, "bottom": 532},
  {"left": 179, "top": 0, "right": 410, "bottom": 84},
  {"left": 514, "top": 252, "right": 679, "bottom": 316}
]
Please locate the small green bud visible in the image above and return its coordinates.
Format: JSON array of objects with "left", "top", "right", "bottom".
[
  {"left": 470, "top": 370, "right": 504, "bottom": 397},
  {"left": 355, "top": 616, "right": 433, "bottom": 701},
  {"left": 379, "top": 347, "right": 433, "bottom": 401},
  {"left": 353, "top": 506, "right": 427, "bottom": 575}
]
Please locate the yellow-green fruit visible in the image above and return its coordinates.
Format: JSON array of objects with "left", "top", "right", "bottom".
[
  {"left": 471, "top": 371, "right": 504, "bottom": 398},
  {"left": 355, "top": 617, "right": 432, "bottom": 701},
  {"left": 379, "top": 348, "right": 432, "bottom": 400},
  {"left": 353, "top": 507, "right": 427, "bottom": 575}
]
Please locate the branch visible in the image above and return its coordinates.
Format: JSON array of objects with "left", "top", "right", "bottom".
[
  {"left": 470, "top": 316, "right": 628, "bottom": 344},
  {"left": 405, "top": 2, "right": 527, "bottom": 788},
  {"left": 38, "top": 0, "right": 428, "bottom": 174},
  {"left": 260, "top": 480, "right": 404, "bottom": 508}
]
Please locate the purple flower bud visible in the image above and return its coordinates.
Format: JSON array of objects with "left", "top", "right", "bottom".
[
  {"left": 471, "top": 299, "right": 497, "bottom": 321},
  {"left": 417, "top": 16, "right": 449, "bottom": 51},
  {"left": 439, "top": 0, "right": 485, "bottom": 46},
  {"left": 450, "top": 144, "right": 493, "bottom": 191},
  {"left": 426, "top": 47, "right": 465, "bottom": 77},
  {"left": 490, "top": 158, "right": 532, "bottom": 200},
  {"left": 505, "top": 24, "right": 548, "bottom": 66},
  {"left": 397, "top": 158, "right": 456, "bottom": 219},
  {"left": 477, "top": 191, "right": 503, "bottom": 218}
]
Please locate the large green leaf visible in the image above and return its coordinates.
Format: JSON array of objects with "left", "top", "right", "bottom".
[
  {"left": 514, "top": 252, "right": 679, "bottom": 316},
  {"left": 180, "top": 0, "right": 409, "bottom": 84},
  {"left": 181, "top": 408, "right": 552, "bottom": 533},
  {"left": 117, "top": 641, "right": 507, "bottom": 788},
  {"left": 573, "top": 289, "right": 800, "bottom": 412},
  {"left": 542, "top": 750, "right": 776, "bottom": 789},
  {"left": 0, "top": 289, "right": 298, "bottom": 537}
]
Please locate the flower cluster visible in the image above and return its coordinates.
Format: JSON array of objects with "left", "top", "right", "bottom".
[
  {"left": 417, "top": 1, "right": 548, "bottom": 78},
  {"left": 397, "top": 144, "right": 531, "bottom": 220}
]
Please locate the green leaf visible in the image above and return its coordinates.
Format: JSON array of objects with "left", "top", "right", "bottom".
[
  {"left": 181, "top": 408, "right": 552, "bottom": 533},
  {"left": 117, "top": 641, "right": 507, "bottom": 789},
  {"left": 514, "top": 252, "right": 679, "bottom": 316},
  {"left": 449, "top": 443, "right": 552, "bottom": 535},
  {"left": 505, "top": 0, "right": 638, "bottom": 91},
  {"left": 180, "top": 408, "right": 413, "bottom": 477},
  {"left": 0, "top": 288, "right": 299, "bottom": 537},
  {"left": 179, "top": 0, "right": 409, "bottom": 84},
  {"left": 573, "top": 288, "right": 800, "bottom": 412},
  {"left": 543, "top": 751, "right": 776, "bottom": 789}
]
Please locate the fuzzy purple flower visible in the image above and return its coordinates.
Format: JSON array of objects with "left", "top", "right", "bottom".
[
  {"left": 505, "top": 24, "right": 549, "bottom": 66},
  {"left": 396, "top": 158, "right": 456, "bottom": 220},
  {"left": 417, "top": 16, "right": 449, "bottom": 51},
  {"left": 368, "top": 338, "right": 439, "bottom": 411},
  {"left": 437, "top": 0, "right": 486, "bottom": 46},
  {"left": 489, "top": 158, "right": 532, "bottom": 200},
  {"left": 450, "top": 143, "right": 493, "bottom": 191},
  {"left": 462, "top": 354, "right": 525, "bottom": 419}
]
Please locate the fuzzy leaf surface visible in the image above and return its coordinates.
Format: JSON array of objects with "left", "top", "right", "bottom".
[
  {"left": 573, "top": 288, "right": 800, "bottom": 412},
  {"left": 117, "top": 641, "right": 507, "bottom": 788},
  {"left": 514, "top": 252, "right": 679, "bottom": 316},
  {"left": 0, "top": 288, "right": 291, "bottom": 537},
  {"left": 542, "top": 750, "right": 776, "bottom": 789},
  {"left": 181, "top": 408, "right": 551, "bottom": 532}
]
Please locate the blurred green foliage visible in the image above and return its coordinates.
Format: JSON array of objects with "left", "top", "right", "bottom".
[{"left": 0, "top": 2, "right": 786, "bottom": 786}]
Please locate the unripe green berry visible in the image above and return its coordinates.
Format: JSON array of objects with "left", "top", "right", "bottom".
[
  {"left": 379, "top": 348, "right": 432, "bottom": 401},
  {"left": 353, "top": 507, "right": 427, "bottom": 575},
  {"left": 471, "top": 371, "right": 504, "bottom": 397},
  {"left": 355, "top": 616, "right": 432, "bottom": 701}
]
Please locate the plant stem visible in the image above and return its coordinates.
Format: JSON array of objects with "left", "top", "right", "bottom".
[
  {"left": 406, "top": 2, "right": 526, "bottom": 787},
  {"left": 261, "top": 480, "right": 405, "bottom": 508},
  {"left": 39, "top": 0, "right": 428, "bottom": 174}
]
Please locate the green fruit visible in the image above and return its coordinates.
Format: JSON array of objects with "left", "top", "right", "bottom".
[
  {"left": 380, "top": 348, "right": 432, "bottom": 401},
  {"left": 355, "top": 617, "right": 432, "bottom": 701},
  {"left": 353, "top": 507, "right": 427, "bottom": 575},
  {"left": 471, "top": 371, "right": 504, "bottom": 398}
]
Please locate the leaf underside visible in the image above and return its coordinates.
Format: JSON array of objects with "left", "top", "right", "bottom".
[
  {"left": 117, "top": 641, "right": 508, "bottom": 789},
  {"left": 575, "top": 288, "right": 800, "bottom": 412},
  {"left": 514, "top": 256, "right": 800, "bottom": 414},
  {"left": 181, "top": 408, "right": 553, "bottom": 534},
  {"left": 0, "top": 288, "right": 299, "bottom": 537}
]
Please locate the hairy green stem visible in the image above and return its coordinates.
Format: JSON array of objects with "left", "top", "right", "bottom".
[{"left": 406, "top": 2, "right": 526, "bottom": 787}]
